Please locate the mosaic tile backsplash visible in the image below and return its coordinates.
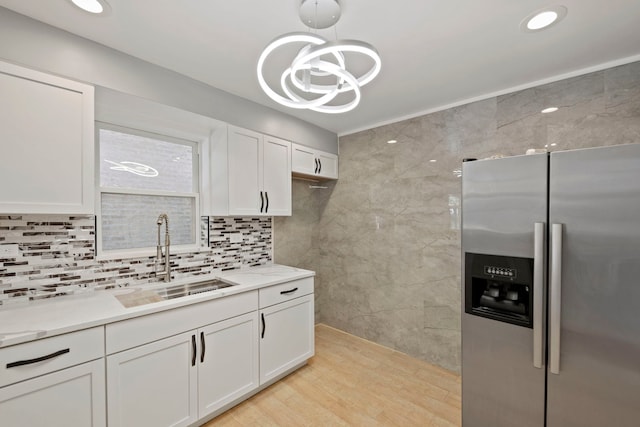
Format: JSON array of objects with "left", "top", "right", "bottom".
[{"left": 0, "top": 215, "right": 272, "bottom": 305}]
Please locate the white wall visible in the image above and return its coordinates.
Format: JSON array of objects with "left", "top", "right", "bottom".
[{"left": 0, "top": 7, "right": 338, "bottom": 154}]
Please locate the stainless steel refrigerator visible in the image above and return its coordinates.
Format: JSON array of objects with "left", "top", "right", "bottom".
[{"left": 461, "top": 143, "right": 640, "bottom": 427}]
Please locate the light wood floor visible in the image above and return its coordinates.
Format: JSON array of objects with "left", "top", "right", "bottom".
[{"left": 204, "top": 324, "right": 461, "bottom": 426}]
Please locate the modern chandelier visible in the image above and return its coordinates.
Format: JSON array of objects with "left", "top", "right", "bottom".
[{"left": 257, "top": 0, "right": 381, "bottom": 114}]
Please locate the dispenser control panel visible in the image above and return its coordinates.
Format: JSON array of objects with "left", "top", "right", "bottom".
[
  {"left": 465, "top": 253, "right": 534, "bottom": 328},
  {"left": 484, "top": 266, "right": 517, "bottom": 279}
]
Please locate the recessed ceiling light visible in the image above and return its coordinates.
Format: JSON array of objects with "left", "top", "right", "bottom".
[
  {"left": 70, "top": 0, "right": 110, "bottom": 14},
  {"left": 387, "top": 139, "right": 397, "bottom": 144},
  {"left": 528, "top": 11, "right": 558, "bottom": 30},
  {"left": 429, "top": 159, "right": 437, "bottom": 163},
  {"left": 541, "top": 107, "right": 559, "bottom": 113},
  {"left": 521, "top": 6, "right": 567, "bottom": 32}
]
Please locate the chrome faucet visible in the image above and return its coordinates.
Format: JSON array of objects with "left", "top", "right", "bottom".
[{"left": 156, "top": 213, "right": 171, "bottom": 282}]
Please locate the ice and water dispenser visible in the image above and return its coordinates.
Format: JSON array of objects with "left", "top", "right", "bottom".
[{"left": 464, "top": 253, "right": 534, "bottom": 328}]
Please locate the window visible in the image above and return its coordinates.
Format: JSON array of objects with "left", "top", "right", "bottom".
[{"left": 97, "top": 123, "right": 199, "bottom": 256}]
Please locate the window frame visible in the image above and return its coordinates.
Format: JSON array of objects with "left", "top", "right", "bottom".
[{"left": 95, "top": 121, "right": 202, "bottom": 259}]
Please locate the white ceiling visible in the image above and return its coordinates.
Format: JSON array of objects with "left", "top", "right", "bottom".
[{"left": 1, "top": 0, "right": 639, "bottom": 136}]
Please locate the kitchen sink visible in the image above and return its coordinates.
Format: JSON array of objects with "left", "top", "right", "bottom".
[{"left": 155, "top": 279, "right": 235, "bottom": 300}]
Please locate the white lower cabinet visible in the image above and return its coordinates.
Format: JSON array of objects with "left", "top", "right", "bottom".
[
  {"left": 259, "top": 279, "right": 315, "bottom": 385},
  {"left": 106, "top": 311, "right": 259, "bottom": 427},
  {"left": 106, "top": 331, "right": 198, "bottom": 427},
  {"left": 198, "top": 312, "right": 259, "bottom": 418},
  {"left": 0, "top": 327, "right": 106, "bottom": 427},
  {"left": 0, "top": 358, "right": 106, "bottom": 427},
  {"left": 0, "top": 276, "right": 314, "bottom": 427}
]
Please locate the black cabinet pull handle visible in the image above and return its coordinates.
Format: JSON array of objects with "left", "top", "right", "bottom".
[
  {"left": 261, "top": 313, "right": 266, "bottom": 339},
  {"left": 200, "top": 331, "right": 205, "bottom": 363},
  {"left": 6, "top": 348, "right": 70, "bottom": 369},
  {"left": 318, "top": 159, "right": 322, "bottom": 174},
  {"left": 280, "top": 287, "right": 299, "bottom": 295},
  {"left": 265, "top": 192, "right": 269, "bottom": 213},
  {"left": 315, "top": 158, "right": 319, "bottom": 174},
  {"left": 191, "top": 335, "right": 196, "bottom": 366},
  {"left": 259, "top": 191, "right": 264, "bottom": 213}
]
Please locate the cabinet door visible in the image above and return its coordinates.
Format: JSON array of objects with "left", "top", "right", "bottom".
[
  {"left": 291, "top": 143, "right": 317, "bottom": 176},
  {"left": 316, "top": 151, "right": 338, "bottom": 179},
  {"left": 0, "top": 61, "right": 94, "bottom": 214},
  {"left": 262, "top": 136, "right": 291, "bottom": 216},
  {"left": 228, "top": 126, "right": 262, "bottom": 215},
  {"left": 198, "top": 312, "right": 259, "bottom": 418},
  {"left": 259, "top": 294, "right": 315, "bottom": 385},
  {"left": 0, "top": 358, "right": 105, "bottom": 427},
  {"left": 107, "top": 331, "right": 198, "bottom": 427},
  {"left": 291, "top": 143, "right": 338, "bottom": 180}
]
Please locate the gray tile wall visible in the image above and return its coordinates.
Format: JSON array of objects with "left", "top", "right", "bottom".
[
  {"left": 274, "top": 60, "right": 640, "bottom": 373},
  {"left": 0, "top": 216, "right": 271, "bottom": 305}
]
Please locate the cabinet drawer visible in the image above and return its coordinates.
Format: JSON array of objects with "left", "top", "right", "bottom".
[
  {"left": 0, "top": 327, "right": 104, "bottom": 388},
  {"left": 106, "top": 291, "right": 258, "bottom": 354},
  {"left": 259, "top": 277, "right": 314, "bottom": 308},
  {"left": 0, "top": 359, "right": 106, "bottom": 427}
]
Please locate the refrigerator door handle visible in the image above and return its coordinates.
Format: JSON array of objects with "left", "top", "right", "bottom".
[
  {"left": 549, "top": 223, "right": 563, "bottom": 375},
  {"left": 533, "top": 222, "right": 545, "bottom": 369}
]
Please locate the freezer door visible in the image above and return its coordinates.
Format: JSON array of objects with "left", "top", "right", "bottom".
[
  {"left": 462, "top": 154, "right": 548, "bottom": 257},
  {"left": 547, "top": 143, "right": 640, "bottom": 427},
  {"left": 461, "top": 154, "right": 547, "bottom": 427}
]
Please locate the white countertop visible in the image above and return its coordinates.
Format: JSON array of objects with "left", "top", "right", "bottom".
[{"left": 0, "top": 264, "right": 314, "bottom": 349}]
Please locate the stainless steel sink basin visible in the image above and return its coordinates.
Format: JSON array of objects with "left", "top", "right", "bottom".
[{"left": 155, "top": 279, "right": 234, "bottom": 300}]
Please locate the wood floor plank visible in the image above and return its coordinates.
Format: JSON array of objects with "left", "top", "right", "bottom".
[{"left": 202, "top": 324, "right": 461, "bottom": 426}]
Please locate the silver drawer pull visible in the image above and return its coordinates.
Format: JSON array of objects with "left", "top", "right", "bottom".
[
  {"left": 280, "top": 287, "right": 298, "bottom": 295},
  {"left": 6, "top": 348, "right": 70, "bottom": 369}
]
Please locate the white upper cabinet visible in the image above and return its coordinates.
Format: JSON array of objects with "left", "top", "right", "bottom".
[
  {"left": 205, "top": 125, "right": 291, "bottom": 216},
  {"left": 227, "top": 126, "right": 262, "bottom": 216},
  {"left": 291, "top": 143, "right": 338, "bottom": 180},
  {"left": 262, "top": 135, "right": 293, "bottom": 216},
  {"left": 0, "top": 61, "right": 94, "bottom": 214}
]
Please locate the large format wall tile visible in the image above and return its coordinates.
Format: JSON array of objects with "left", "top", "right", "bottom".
[{"left": 274, "top": 60, "right": 640, "bottom": 373}]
